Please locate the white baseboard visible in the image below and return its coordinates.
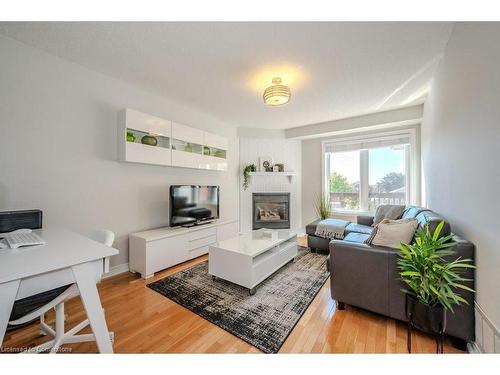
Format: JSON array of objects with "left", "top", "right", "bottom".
[
  {"left": 467, "top": 341, "right": 481, "bottom": 354},
  {"left": 472, "top": 302, "right": 500, "bottom": 353},
  {"left": 103, "top": 263, "right": 129, "bottom": 279}
]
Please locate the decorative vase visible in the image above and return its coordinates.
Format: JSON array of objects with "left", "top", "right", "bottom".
[
  {"left": 405, "top": 294, "right": 446, "bottom": 334},
  {"left": 126, "top": 131, "right": 136, "bottom": 142},
  {"left": 184, "top": 143, "right": 193, "bottom": 152},
  {"left": 141, "top": 135, "right": 158, "bottom": 146}
]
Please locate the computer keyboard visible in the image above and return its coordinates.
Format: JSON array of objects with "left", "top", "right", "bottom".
[{"left": 4, "top": 232, "right": 46, "bottom": 249}]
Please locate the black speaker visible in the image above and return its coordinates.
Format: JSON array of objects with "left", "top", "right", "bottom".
[{"left": 0, "top": 209, "right": 43, "bottom": 233}]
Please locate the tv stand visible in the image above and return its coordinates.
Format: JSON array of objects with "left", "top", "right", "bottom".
[{"left": 129, "top": 219, "right": 239, "bottom": 279}]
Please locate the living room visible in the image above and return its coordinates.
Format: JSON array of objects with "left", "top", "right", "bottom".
[{"left": 0, "top": 1, "right": 499, "bottom": 373}]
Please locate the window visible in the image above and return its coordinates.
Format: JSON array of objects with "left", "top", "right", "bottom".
[
  {"left": 368, "top": 146, "right": 407, "bottom": 211},
  {"left": 323, "top": 131, "right": 415, "bottom": 213},
  {"left": 329, "top": 150, "right": 360, "bottom": 210}
]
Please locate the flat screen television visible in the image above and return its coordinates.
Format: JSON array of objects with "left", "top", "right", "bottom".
[{"left": 170, "top": 185, "right": 220, "bottom": 227}]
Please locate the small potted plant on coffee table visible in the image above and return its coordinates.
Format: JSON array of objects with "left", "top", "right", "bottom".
[{"left": 398, "top": 220, "right": 475, "bottom": 353}]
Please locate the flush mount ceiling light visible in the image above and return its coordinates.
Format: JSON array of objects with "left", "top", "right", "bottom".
[{"left": 263, "top": 77, "right": 291, "bottom": 106}]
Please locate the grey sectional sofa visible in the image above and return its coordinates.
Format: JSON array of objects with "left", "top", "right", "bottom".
[{"left": 306, "top": 206, "right": 475, "bottom": 348}]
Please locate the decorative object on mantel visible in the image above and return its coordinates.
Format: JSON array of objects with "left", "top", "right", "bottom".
[
  {"left": 273, "top": 165, "right": 280, "bottom": 172},
  {"left": 242, "top": 164, "right": 256, "bottom": 190},
  {"left": 275, "top": 163, "right": 284, "bottom": 172},
  {"left": 313, "top": 193, "right": 331, "bottom": 220},
  {"left": 141, "top": 134, "right": 158, "bottom": 146},
  {"left": 259, "top": 156, "right": 273, "bottom": 172},
  {"left": 263, "top": 77, "right": 291, "bottom": 106},
  {"left": 126, "top": 131, "right": 136, "bottom": 142},
  {"left": 398, "top": 221, "right": 475, "bottom": 353}
]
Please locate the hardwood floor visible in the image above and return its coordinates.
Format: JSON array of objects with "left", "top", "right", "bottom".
[{"left": 3, "top": 238, "right": 464, "bottom": 354}]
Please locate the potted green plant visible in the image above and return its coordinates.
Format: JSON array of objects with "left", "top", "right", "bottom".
[
  {"left": 126, "top": 131, "right": 136, "bottom": 142},
  {"left": 184, "top": 143, "right": 193, "bottom": 152},
  {"left": 313, "top": 193, "right": 331, "bottom": 220},
  {"left": 398, "top": 221, "right": 475, "bottom": 341},
  {"left": 242, "top": 164, "right": 256, "bottom": 190}
]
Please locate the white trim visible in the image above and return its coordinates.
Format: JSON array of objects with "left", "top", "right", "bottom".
[
  {"left": 285, "top": 104, "right": 423, "bottom": 140},
  {"left": 331, "top": 209, "right": 374, "bottom": 216},
  {"left": 103, "top": 263, "right": 129, "bottom": 279},
  {"left": 360, "top": 149, "right": 369, "bottom": 211},
  {"left": 321, "top": 127, "right": 420, "bottom": 213},
  {"left": 473, "top": 301, "right": 500, "bottom": 353},
  {"left": 467, "top": 341, "right": 482, "bottom": 354}
]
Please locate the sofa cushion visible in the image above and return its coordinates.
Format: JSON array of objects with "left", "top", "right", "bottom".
[
  {"left": 343, "top": 232, "right": 371, "bottom": 243},
  {"left": 373, "top": 205, "right": 406, "bottom": 226},
  {"left": 345, "top": 222, "right": 374, "bottom": 235},
  {"left": 305, "top": 219, "right": 321, "bottom": 235},
  {"left": 401, "top": 206, "right": 430, "bottom": 219},
  {"left": 415, "top": 210, "right": 451, "bottom": 237},
  {"left": 369, "top": 218, "right": 418, "bottom": 249}
]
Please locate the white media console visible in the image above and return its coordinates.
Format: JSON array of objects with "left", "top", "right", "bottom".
[{"left": 129, "top": 219, "right": 239, "bottom": 279}]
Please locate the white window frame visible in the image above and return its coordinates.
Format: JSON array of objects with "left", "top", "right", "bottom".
[{"left": 321, "top": 128, "right": 420, "bottom": 215}]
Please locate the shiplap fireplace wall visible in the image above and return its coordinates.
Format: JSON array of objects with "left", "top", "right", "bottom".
[{"left": 239, "top": 136, "right": 302, "bottom": 233}]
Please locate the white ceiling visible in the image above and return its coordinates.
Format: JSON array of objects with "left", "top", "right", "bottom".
[{"left": 0, "top": 22, "right": 453, "bottom": 129}]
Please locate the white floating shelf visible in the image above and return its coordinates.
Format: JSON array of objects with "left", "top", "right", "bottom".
[{"left": 248, "top": 171, "right": 296, "bottom": 183}]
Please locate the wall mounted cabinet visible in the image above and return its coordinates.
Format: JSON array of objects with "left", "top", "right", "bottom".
[
  {"left": 171, "top": 122, "right": 204, "bottom": 169},
  {"left": 202, "top": 132, "right": 229, "bottom": 171},
  {"left": 117, "top": 109, "right": 172, "bottom": 166},
  {"left": 117, "top": 109, "right": 228, "bottom": 171}
]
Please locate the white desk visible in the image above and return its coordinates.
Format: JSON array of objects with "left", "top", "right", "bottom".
[{"left": 0, "top": 227, "right": 118, "bottom": 353}]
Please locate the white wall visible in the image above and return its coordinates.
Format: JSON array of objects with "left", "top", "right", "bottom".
[
  {"left": 421, "top": 23, "right": 500, "bottom": 352},
  {"left": 301, "top": 138, "right": 323, "bottom": 225},
  {"left": 239, "top": 137, "right": 302, "bottom": 233},
  {"left": 0, "top": 35, "right": 239, "bottom": 268}
]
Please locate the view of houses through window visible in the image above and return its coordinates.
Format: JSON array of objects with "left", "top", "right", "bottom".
[{"left": 327, "top": 144, "right": 408, "bottom": 212}]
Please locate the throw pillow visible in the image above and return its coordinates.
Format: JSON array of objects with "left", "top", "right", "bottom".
[
  {"left": 372, "top": 204, "right": 406, "bottom": 226},
  {"left": 367, "top": 218, "right": 418, "bottom": 249}
]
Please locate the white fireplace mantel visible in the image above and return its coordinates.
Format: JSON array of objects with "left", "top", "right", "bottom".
[{"left": 248, "top": 171, "right": 296, "bottom": 183}]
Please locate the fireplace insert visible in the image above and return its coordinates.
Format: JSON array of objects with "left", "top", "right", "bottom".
[{"left": 252, "top": 192, "right": 290, "bottom": 230}]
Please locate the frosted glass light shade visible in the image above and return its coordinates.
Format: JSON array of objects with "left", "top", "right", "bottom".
[{"left": 263, "top": 77, "right": 291, "bottom": 106}]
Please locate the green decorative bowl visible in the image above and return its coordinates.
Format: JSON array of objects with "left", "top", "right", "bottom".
[{"left": 141, "top": 135, "right": 158, "bottom": 146}]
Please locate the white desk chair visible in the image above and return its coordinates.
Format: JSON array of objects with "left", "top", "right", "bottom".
[{"left": 8, "top": 229, "right": 115, "bottom": 353}]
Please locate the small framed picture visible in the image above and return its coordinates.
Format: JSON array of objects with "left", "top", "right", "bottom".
[
  {"left": 273, "top": 165, "right": 280, "bottom": 172},
  {"left": 259, "top": 156, "right": 273, "bottom": 172}
]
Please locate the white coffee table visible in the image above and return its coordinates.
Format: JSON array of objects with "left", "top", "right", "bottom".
[{"left": 208, "top": 229, "right": 297, "bottom": 295}]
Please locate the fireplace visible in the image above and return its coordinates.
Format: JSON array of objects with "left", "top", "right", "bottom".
[{"left": 252, "top": 193, "right": 290, "bottom": 230}]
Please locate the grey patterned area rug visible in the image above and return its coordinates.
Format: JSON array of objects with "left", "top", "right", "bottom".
[{"left": 147, "top": 247, "right": 329, "bottom": 353}]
